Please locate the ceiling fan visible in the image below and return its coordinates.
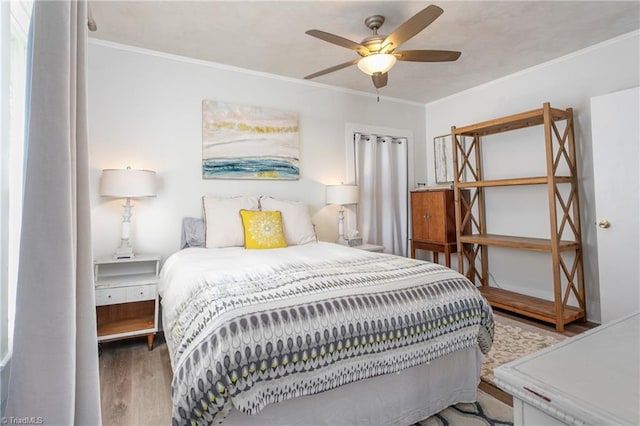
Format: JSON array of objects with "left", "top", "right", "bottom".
[{"left": 304, "top": 4, "right": 460, "bottom": 90}]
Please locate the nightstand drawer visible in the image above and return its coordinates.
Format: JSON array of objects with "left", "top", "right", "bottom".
[
  {"left": 126, "top": 285, "right": 157, "bottom": 302},
  {"left": 95, "top": 287, "right": 127, "bottom": 306}
]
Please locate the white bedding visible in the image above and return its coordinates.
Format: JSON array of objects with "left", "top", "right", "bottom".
[{"left": 159, "top": 242, "right": 494, "bottom": 424}]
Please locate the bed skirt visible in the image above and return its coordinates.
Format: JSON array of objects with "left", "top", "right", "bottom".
[{"left": 218, "top": 345, "right": 483, "bottom": 425}]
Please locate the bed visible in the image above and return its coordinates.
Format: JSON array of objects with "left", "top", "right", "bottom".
[{"left": 159, "top": 196, "right": 494, "bottom": 425}]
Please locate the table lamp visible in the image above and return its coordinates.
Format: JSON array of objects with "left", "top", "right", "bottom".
[
  {"left": 326, "top": 184, "right": 358, "bottom": 245},
  {"left": 100, "top": 167, "right": 156, "bottom": 259}
]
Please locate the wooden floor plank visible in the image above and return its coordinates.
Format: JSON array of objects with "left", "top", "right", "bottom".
[
  {"left": 128, "top": 338, "right": 172, "bottom": 425},
  {"left": 99, "top": 339, "right": 134, "bottom": 424},
  {"left": 99, "top": 335, "right": 172, "bottom": 425},
  {"left": 479, "top": 380, "right": 512, "bottom": 406}
]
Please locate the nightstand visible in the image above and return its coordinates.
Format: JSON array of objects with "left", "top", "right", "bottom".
[
  {"left": 352, "top": 244, "right": 385, "bottom": 253},
  {"left": 94, "top": 254, "right": 161, "bottom": 350}
]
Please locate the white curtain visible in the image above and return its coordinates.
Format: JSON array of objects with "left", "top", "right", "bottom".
[
  {"left": 6, "top": 1, "right": 101, "bottom": 424},
  {"left": 355, "top": 133, "right": 408, "bottom": 256}
]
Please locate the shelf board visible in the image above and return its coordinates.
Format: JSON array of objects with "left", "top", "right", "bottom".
[
  {"left": 478, "top": 286, "right": 585, "bottom": 325},
  {"left": 97, "top": 316, "right": 155, "bottom": 338},
  {"left": 456, "top": 176, "right": 573, "bottom": 188},
  {"left": 459, "top": 234, "right": 580, "bottom": 252},
  {"left": 95, "top": 273, "right": 158, "bottom": 288},
  {"left": 454, "top": 107, "right": 569, "bottom": 136},
  {"left": 94, "top": 254, "right": 161, "bottom": 265}
]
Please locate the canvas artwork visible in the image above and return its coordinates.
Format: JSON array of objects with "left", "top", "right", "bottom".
[
  {"left": 434, "top": 134, "right": 454, "bottom": 184},
  {"left": 202, "top": 101, "right": 300, "bottom": 180}
]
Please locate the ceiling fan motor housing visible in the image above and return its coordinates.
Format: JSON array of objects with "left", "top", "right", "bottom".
[{"left": 361, "top": 36, "right": 386, "bottom": 54}]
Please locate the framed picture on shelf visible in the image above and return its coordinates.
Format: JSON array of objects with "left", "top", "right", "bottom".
[{"left": 434, "top": 134, "right": 454, "bottom": 184}]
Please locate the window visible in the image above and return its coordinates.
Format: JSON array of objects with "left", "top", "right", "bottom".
[{"left": 1, "top": 0, "right": 31, "bottom": 413}]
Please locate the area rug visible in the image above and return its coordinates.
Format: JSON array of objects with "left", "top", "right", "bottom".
[
  {"left": 481, "top": 313, "right": 567, "bottom": 385},
  {"left": 416, "top": 390, "right": 513, "bottom": 426}
]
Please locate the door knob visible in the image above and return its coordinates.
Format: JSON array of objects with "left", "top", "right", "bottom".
[{"left": 598, "top": 219, "right": 611, "bottom": 229}]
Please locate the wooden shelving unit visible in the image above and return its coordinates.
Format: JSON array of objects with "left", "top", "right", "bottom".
[{"left": 452, "top": 103, "right": 586, "bottom": 331}]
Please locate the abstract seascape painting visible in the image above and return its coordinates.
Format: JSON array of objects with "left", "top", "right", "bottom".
[{"left": 202, "top": 101, "right": 300, "bottom": 180}]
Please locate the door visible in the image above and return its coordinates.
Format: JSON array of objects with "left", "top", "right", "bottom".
[
  {"left": 591, "top": 87, "right": 640, "bottom": 324},
  {"left": 411, "top": 191, "right": 446, "bottom": 243}
]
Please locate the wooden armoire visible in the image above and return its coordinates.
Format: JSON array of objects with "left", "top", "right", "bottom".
[{"left": 410, "top": 189, "right": 460, "bottom": 267}]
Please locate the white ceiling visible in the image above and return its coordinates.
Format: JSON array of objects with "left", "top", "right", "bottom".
[{"left": 89, "top": 1, "right": 640, "bottom": 104}]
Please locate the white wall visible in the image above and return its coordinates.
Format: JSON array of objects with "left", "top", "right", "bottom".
[
  {"left": 88, "top": 41, "right": 426, "bottom": 261},
  {"left": 423, "top": 31, "right": 640, "bottom": 323}
]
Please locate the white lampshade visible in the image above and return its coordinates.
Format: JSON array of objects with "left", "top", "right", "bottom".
[
  {"left": 100, "top": 167, "right": 156, "bottom": 259},
  {"left": 357, "top": 53, "right": 397, "bottom": 76},
  {"left": 100, "top": 168, "right": 157, "bottom": 198},
  {"left": 326, "top": 184, "right": 358, "bottom": 206}
]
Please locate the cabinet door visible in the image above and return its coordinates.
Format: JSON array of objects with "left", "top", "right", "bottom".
[{"left": 412, "top": 191, "right": 447, "bottom": 243}]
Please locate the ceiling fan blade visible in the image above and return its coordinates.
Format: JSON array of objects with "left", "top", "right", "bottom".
[
  {"left": 395, "top": 50, "right": 461, "bottom": 62},
  {"left": 304, "top": 58, "right": 360, "bottom": 80},
  {"left": 372, "top": 72, "right": 388, "bottom": 89},
  {"left": 306, "top": 30, "right": 370, "bottom": 56},
  {"left": 381, "top": 5, "right": 443, "bottom": 52}
]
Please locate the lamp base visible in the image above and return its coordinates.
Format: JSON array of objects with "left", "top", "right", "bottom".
[
  {"left": 113, "top": 246, "right": 135, "bottom": 259},
  {"left": 114, "top": 199, "right": 135, "bottom": 259},
  {"left": 336, "top": 238, "right": 349, "bottom": 246},
  {"left": 345, "top": 237, "right": 363, "bottom": 247}
]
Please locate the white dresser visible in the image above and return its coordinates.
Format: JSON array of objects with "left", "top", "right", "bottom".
[{"left": 494, "top": 313, "right": 639, "bottom": 426}]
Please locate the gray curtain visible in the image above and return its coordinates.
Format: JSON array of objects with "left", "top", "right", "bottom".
[{"left": 6, "top": 1, "right": 101, "bottom": 424}]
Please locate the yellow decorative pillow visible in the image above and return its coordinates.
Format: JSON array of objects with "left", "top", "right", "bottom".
[{"left": 239, "top": 210, "right": 288, "bottom": 249}]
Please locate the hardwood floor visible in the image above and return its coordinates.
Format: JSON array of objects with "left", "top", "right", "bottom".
[
  {"left": 99, "top": 334, "right": 172, "bottom": 425},
  {"left": 98, "top": 310, "right": 598, "bottom": 425}
]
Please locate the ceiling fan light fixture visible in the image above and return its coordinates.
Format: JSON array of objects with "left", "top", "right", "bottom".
[{"left": 357, "top": 53, "right": 397, "bottom": 76}]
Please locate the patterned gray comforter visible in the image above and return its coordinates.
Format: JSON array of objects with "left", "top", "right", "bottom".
[{"left": 159, "top": 243, "right": 494, "bottom": 425}]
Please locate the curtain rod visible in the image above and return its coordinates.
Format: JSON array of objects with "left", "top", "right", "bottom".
[
  {"left": 87, "top": 3, "right": 97, "bottom": 31},
  {"left": 355, "top": 133, "right": 406, "bottom": 143}
]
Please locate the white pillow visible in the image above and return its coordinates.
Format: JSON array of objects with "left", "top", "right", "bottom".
[
  {"left": 260, "top": 197, "right": 316, "bottom": 245},
  {"left": 203, "top": 196, "right": 260, "bottom": 248}
]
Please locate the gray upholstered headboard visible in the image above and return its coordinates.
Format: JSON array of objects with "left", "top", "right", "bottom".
[{"left": 180, "top": 217, "right": 205, "bottom": 249}]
